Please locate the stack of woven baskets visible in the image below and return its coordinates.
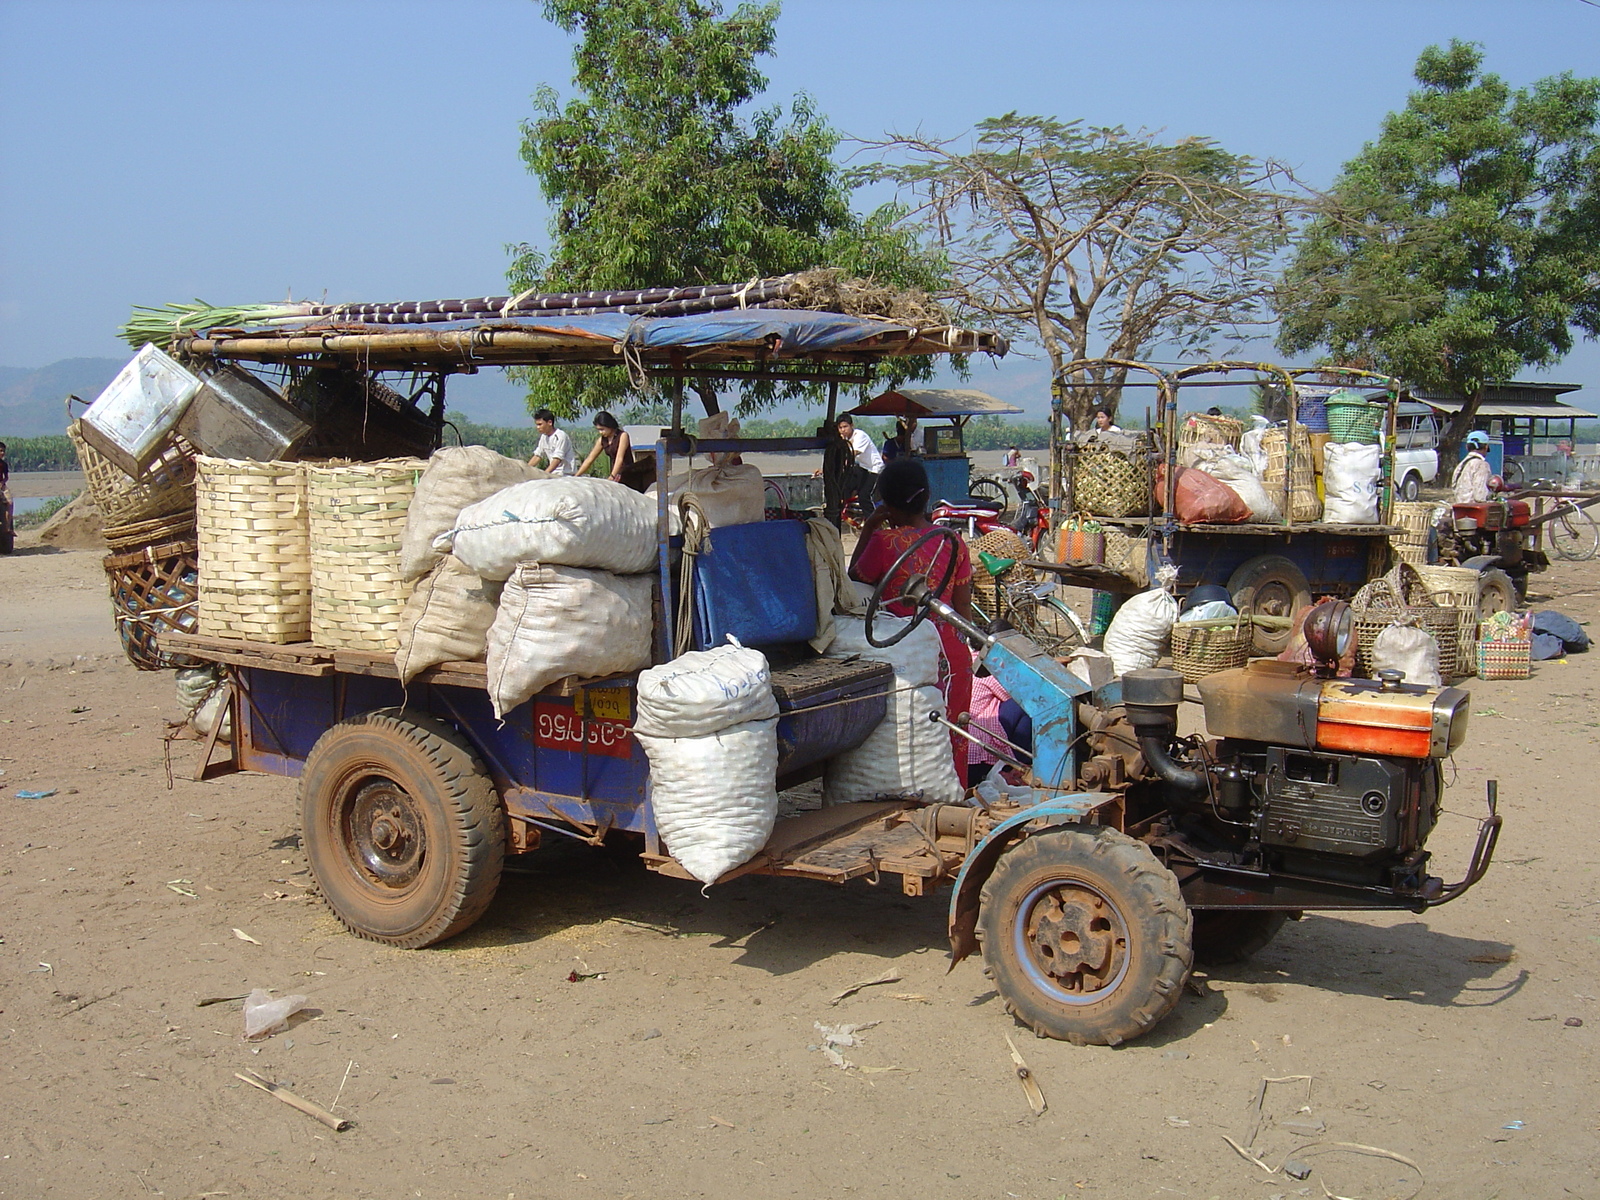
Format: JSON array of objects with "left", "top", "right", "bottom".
[
  {"left": 1388, "top": 501, "right": 1436, "bottom": 567},
  {"left": 1350, "top": 563, "right": 1462, "bottom": 680},
  {"left": 195, "top": 458, "right": 425, "bottom": 651},
  {"left": 69, "top": 411, "right": 203, "bottom": 670},
  {"left": 1260, "top": 426, "right": 1322, "bottom": 522}
]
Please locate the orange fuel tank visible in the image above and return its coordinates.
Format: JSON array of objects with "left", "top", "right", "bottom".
[{"left": 1315, "top": 677, "right": 1470, "bottom": 759}]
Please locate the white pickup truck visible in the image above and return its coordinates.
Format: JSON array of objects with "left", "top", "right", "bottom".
[{"left": 1394, "top": 401, "right": 1440, "bottom": 500}]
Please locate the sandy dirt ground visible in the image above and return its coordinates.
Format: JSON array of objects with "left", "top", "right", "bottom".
[{"left": 1, "top": 534, "right": 1597, "bottom": 1200}]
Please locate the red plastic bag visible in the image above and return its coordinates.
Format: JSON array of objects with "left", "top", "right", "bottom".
[{"left": 1154, "top": 465, "right": 1251, "bottom": 524}]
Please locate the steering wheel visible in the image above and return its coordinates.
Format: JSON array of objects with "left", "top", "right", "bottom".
[{"left": 863, "top": 526, "right": 963, "bottom": 648}]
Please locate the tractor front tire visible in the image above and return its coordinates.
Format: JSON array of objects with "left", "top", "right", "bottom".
[
  {"left": 977, "top": 825, "right": 1192, "bottom": 1046},
  {"left": 300, "top": 710, "right": 504, "bottom": 948}
]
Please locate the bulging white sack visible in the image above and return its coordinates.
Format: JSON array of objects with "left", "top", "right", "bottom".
[
  {"left": 394, "top": 555, "right": 503, "bottom": 686},
  {"left": 824, "top": 614, "right": 942, "bottom": 688},
  {"left": 1372, "top": 622, "right": 1442, "bottom": 687},
  {"left": 485, "top": 564, "right": 653, "bottom": 719},
  {"left": 635, "top": 718, "right": 779, "bottom": 885},
  {"left": 649, "top": 462, "right": 766, "bottom": 529},
  {"left": 441, "top": 477, "right": 659, "bottom": 581},
  {"left": 634, "top": 643, "right": 777, "bottom": 739},
  {"left": 1102, "top": 588, "right": 1179, "bottom": 677},
  {"left": 1323, "top": 442, "right": 1382, "bottom": 524},
  {"left": 401, "top": 446, "right": 546, "bottom": 580},
  {"left": 823, "top": 684, "right": 962, "bottom": 806},
  {"left": 1183, "top": 444, "right": 1281, "bottom": 522}
]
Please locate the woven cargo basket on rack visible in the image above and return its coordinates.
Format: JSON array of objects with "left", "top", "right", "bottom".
[
  {"left": 1170, "top": 615, "right": 1255, "bottom": 682},
  {"left": 969, "top": 529, "right": 1035, "bottom": 621},
  {"left": 1071, "top": 441, "right": 1152, "bottom": 518},
  {"left": 196, "top": 458, "right": 312, "bottom": 643},
  {"left": 1178, "top": 413, "right": 1244, "bottom": 452},
  {"left": 1350, "top": 566, "right": 1459, "bottom": 680},
  {"left": 1387, "top": 501, "right": 1436, "bottom": 568},
  {"left": 1100, "top": 527, "right": 1149, "bottom": 585},
  {"left": 103, "top": 537, "right": 203, "bottom": 671},
  {"left": 1296, "top": 392, "right": 1330, "bottom": 432},
  {"left": 308, "top": 458, "right": 426, "bottom": 652},
  {"left": 68, "top": 417, "right": 197, "bottom": 527},
  {"left": 1325, "top": 390, "right": 1383, "bottom": 444},
  {"left": 1261, "top": 427, "right": 1322, "bottom": 522}
]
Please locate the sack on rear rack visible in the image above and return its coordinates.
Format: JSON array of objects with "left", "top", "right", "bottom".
[
  {"left": 485, "top": 563, "right": 654, "bottom": 719},
  {"left": 401, "top": 446, "right": 546, "bottom": 581},
  {"left": 634, "top": 718, "right": 780, "bottom": 885},
  {"left": 823, "top": 683, "right": 962, "bottom": 806},
  {"left": 634, "top": 643, "right": 778, "bottom": 739},
  {"left": 824, "top": 614, "right": 943, "bottom": 688},
  {"left": 650, "top": 462, "right": 766, "bottom": 529},
  {"left": 1322, "top": 442, "right": 1381, "bottom": 524},
  {"left": 394, "top": 555, "right": 503, "bottom": 686},
  {"left": 442, "top": 477, "right": 659, "bottom": 581}
]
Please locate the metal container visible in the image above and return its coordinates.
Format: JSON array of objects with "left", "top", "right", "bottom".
[
  {"left": 79, "top": 343, "right": 203, "bottom": 477},
  {"left": 178, "top": 365, "right": 311, "bottom": 461}
]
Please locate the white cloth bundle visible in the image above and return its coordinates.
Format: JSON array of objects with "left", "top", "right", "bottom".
[
  {"left": 635, "top": 719, "right": 779, "bottom": 885},
  {"left": 1102, "top": 587, "right": 1179, "bottom": 677},
  {"left": 634, "top": 643, "right": 778, "bottom": 739},
  {"left": 484, "top": 563, "right": 653, "bottom": 719},
  {"left": 440, "top": 477, "right": 659, "bottom": 581},
  {"left": 401, "top": 446, "right": 546, "bottom": 580},
  {"left": 823, "top": 684, "right": 962, "bottom": 806},
  {"left": 824, "top": 614, "right": 943, "bottom": 688},
  {"left": 1323, "top": 442, "right": 1382, "bottom": 524}
]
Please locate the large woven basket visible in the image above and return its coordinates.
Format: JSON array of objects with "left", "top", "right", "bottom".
[
  {"left": 1072, "top": 442, "right": 1152, "bottom": 518},
  {"left": 1351, "top": 568, "right": 1459, "bottom": 680},
  {"left": 1178, "top": 413, "right": 1244, "bottom": 452},
  {"left": 1261, "top": 427, "right": 1322, "bottom": 522},
  {"left": 103, "top": 537, "right": 203, "bottom": 671},
  {"left": 1415, "top": 564, "right": 1482, "bottom": 676},
  {"left": 1387, "top": 501, "right": 1436, "bottom": 568},
  {"left": 1101, "top": 527, "right": 1149, "bottom": 585},
  {"left": 68, "top": 416, "right": 197, "bottom": 527},
  {"left": 308, "top": 459, "right": 425, "bottom": 652},
  {"left": 196, "top": 458, "right": 312, "bottom": 643},
  {"left": 1170, "top": 615, "right": 1254, "bottom": 682}
]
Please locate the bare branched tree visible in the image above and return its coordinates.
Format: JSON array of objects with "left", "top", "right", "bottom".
[{"left": 858, "top": 115, "right": 1317, "bottom": 445}]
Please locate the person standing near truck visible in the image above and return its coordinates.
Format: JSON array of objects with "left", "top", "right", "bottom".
[
  {"left": 1452, "top": 431, "right": 1494, "bottom": 504},
  {"left": 529, "top": 409, "right": 577, "bottom": 476}
]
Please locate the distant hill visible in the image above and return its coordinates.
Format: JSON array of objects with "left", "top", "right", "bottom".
[{"left": 0, "top": 358, "right": 125, "bottom": 436}]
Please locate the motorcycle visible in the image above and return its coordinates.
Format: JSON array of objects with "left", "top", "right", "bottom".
[{"left": 932, "top": 470, "right": 1048, "bottom": 551}]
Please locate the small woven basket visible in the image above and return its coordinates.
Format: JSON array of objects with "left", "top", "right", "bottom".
[
  {"left": 308, "top": 458, "right": 426, "bottom": 652},
  {"left": 1101, "top": 527, "right": 1149, "bottom": 585},
  {"left": 1261, "top": 427, "right": 1322, "bottom": 522},
  {"left": 1170, "top": 615, "right": 1254, "bottom": 682},
  {"left": 1178, "top": 413, "right": 1244, "bottom": 451},
  {"left": 196, "top": 457, "right": 312, "bottom": 643},
  {"left": 1055, "top": 514, "right": 1106, "bottom": 564},
  {"left": 1325, "top": 391, "right": 1383, "bottom": 444},
  {"left": 1351, "top": 567, "right": 1459, "bottom": 679},
  {"left": 1476, "top": 623, "right": 1531, "bottom": 680},
  {"left": 1296, "top": 393, "right": 1330, "bottom": 432},
  {"left": 68, "top": 416, "right": 197, "bottom": 527},
  {"left": 1387, "top": 500, "right": 1436, "bottom": 569},
  {"left": 103, "top": 537, "right": 203, "bottom": 671}
]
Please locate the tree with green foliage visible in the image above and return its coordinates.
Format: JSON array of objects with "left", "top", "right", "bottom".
[
  {"left": 510, "top": 0, "right": 943, "bottom": 419},
  {"left": 860, "top": 117, "right": 1313, "bottom": 439},
  {"left": 1277, "top": 40, "right": 1600, "bottom": 460}
]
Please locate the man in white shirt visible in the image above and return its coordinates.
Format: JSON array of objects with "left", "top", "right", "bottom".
[
  {"left": 530, "top": 409, "right": 577, "bottom": 476},
  {"left": 1451, "top": 430, "right": 1493, "bottom": 504},
  {"left": 837, "top": 414, "right": 884, "bottom": 475}
]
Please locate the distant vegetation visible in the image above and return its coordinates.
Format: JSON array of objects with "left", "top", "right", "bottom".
[
  {"left": 4, "top": 434, "right": 76, "bottom": 471},
  {"left": 15, "top": 490, "right": 80, "bottom": 529}
]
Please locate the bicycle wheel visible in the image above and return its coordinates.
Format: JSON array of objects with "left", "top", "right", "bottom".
[
  {"left": 1005, "top": 588, "right": 1087, "bottom": 656},
  {"left": 1549, "top": 504, "right": 1600, "bottom": 561},
  {"left": 968, "top": 475, "right": 1011, "bottom": 517}
]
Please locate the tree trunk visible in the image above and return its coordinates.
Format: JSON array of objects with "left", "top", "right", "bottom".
[
  {"left": 1437, "top": 387, "right": 1484, "bottom": 473},
  {"left": 693, "top": 379, "right": 721, "bottom": 417}
]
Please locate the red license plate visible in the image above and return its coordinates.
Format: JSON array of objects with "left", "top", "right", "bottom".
[{"left": 533, "top": 702, "right": 635, "bottom": 759}]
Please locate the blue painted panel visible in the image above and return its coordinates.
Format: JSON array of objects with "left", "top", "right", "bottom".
[
  {"left": 1168, "top": 530, "right": 1375, "bottom": 596},
  {"left": 921, "top": 456, "right": 971, "bottom": 507},
  {"left": 693, "top": 520, "right": 817, "bottom": 650}
]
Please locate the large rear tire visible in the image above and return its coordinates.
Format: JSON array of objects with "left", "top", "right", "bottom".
[
  {"left": 300, "top": 710, "right": 505, "bottom": 948},
  {"left": 1228, "top": 554, "right": 1313, "bottom": 655},
  {"left": 978, "top": 825, "right": 1192, "bottom": 1046}
]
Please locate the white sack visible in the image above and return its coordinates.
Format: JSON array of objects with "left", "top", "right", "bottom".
[
  {"left": 401, "top": 446, "right": 546, "bottom": 580},
  {"left": 1177, "top": 600, "right": 1238, "bottom": 622},
  {"left": 649, "top": 462, "right": 765, "bottom": 529},
  {"left": 634, "top": 643, "right": 777, "bottom": 739},
  {"left": 394, "top": 555, "right": 503, "bottom": 686},
  {"left": 1371, "top": 622, "right": 1442, "bottom": 687},
  {"left": 1184, "top": 444, "right": 1281, "bottom": 522},
  {"left": 1323, "top": 442, "right": 1382, "bottom": 524},
  {"left": 1102, "top": 587, "right": 1179, "bottom": 677},
  {"left": 1240, "top": 417, "right": 1271, "bottom": 475},
  {"left": 442, "top": 477, "right": 659, "bottom": 581},
  {"left": 485, "top": 564, "right": 653, "bottom": 719},
  {"left": 635, "top": 718, "right": 779, "bottom": 885},
  {"left": 824, "top": 614, "right": 943, "bottom": 688},
  {"left": 823, "top": 684, "right": 963, "bottom": 806}
]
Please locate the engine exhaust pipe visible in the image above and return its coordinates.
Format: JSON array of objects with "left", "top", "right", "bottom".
[{"left": 1122, "top": 668, "right": 1207, "bottom": 792}]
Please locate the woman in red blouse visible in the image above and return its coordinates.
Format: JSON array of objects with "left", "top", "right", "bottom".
[{"left": 848, "top": 458, "right": 974, "bottom": 785}]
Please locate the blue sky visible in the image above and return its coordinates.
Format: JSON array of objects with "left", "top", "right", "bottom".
[{"left": 1, "top": 0, "right": 1596, "bottom": 421}]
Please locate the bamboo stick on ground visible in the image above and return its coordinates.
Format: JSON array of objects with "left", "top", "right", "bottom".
[{"left": 235, "top": 1069, "right": 351, "bottom": 1131}]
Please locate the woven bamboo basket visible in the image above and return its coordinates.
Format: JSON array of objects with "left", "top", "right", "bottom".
[
  {"left": 1101, "top": 527, "right": 1149, "bottom": 585},
  {"left": 1170, "top": 615, "right": 1255, "bottom": 682},
  {"left": 196, "top": 458, "right": 312, "bottom": 643},
  {"left": 308, "top": 459, "right": 426, "bottom": 652},
  {"left": 1415, "top": 564, "right": 1483, "bottom": 676},
  {"left": 1386, "top": 500, "right": 1436, "bottom": 569},
  {"left": 1476, "top": 619, "right": 1531, "bottom": 680},
  {"left": 1261, "top": 427, "right": 1322, "bottom": 522},
  {"left": 969, "top": 528, "right": 1034, "bottom": 620},
  {"left": 103, "top": 537, "right": 203, "bottom": 671},
  {"left": 1325, "top": 394, "right": 1383, "bottom": 444},
  {"left": 1350, "top": 568, "right": 1459, "bottom": 680},
  {"left": 68, "top": 418, "right": 197, "bottom": 527},
  {"left": 103, "top": 509, "right": 197, "bottom": 553},
  {"left": 1071, "top": 442, "right": 1152, "bottom": 518},
  {"left": 1178, "top": 413, "right": 1244, "bottom": 451}
]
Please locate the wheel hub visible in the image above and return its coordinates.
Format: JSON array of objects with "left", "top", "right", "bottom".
[
  {"left": 345, "top": 780, "right": 424, "bottom": 888},
  {"left": 1024, "top": 883, "right": 1127, "bottom": 995},
  {"left": 1254, "top": 580, "right": 1294, "bottom": 620}
]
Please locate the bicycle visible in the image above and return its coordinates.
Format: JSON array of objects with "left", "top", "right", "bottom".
[
  {"left": 1526, "top": 479, "right": 1600, "bottom": 561},
  {"left": 974, "top": 549, "right": 1089, "bottom": 655}
]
